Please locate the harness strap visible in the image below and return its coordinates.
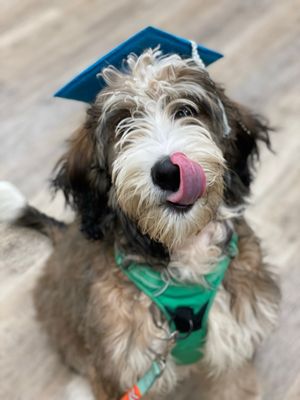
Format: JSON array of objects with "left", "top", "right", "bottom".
[
  {"left": 115, "top": 233, "right": 238, "bottom": 366},
  {"left": 116, "top": 233, "right": 239, "bottom": 398}
]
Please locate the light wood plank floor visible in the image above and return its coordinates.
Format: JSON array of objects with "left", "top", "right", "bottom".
[{"left": 0, "top": 0, "right": 299, "bottom": 399}]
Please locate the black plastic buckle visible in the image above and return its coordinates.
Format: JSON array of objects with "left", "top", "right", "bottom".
[{"left": 167, "top": 304, "right": 208, "bottom": 338}]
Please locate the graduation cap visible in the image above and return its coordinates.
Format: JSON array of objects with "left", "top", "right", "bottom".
[{"left": 55, "top": 26, "right": 223, "bottom": 103}]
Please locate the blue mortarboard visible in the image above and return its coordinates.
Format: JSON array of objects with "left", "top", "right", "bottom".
[{"left": 55, "top": 26, "right": 223, "bottom": 103}]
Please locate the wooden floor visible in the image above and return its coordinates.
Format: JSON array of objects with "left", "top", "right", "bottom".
[{"left": 0, "top": 0, "right": 300, "bottom": 399}]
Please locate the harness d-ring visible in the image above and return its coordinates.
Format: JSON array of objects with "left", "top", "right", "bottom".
[
  {"left": 169, "top": 315, "right": 194, "bottom": 340},
  {"left": 177, "top": 318, "right": 194, "bottom": 340}
]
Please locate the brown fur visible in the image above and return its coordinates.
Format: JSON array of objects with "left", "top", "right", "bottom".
[
  {"left": 26, "top": 51, "right": 280, "bottom": 399},
  {"left": 33, "top": 218, "right": 280, "bottom": 399},
  {"left": 34, "top": 222, "right": 160, "bottom": 398},
  {"left": 224, "top": 219, "right": 279, "bottom": 323}
]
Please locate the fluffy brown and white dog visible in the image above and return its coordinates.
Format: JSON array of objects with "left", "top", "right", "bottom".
[{"left": 0, "top": 48, "right": 280, "bottom": 399}]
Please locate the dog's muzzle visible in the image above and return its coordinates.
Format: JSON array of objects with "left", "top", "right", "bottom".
[{"left": 151, "top": 152, "right": 206, "bottom": 206}]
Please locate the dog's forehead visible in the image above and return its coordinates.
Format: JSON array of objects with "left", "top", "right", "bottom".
[
  {"left": 102, "top": 50, "right": 190, "bottom": 94},
  {"left": 54, "top": 26, "right": 222, "bottom": 103},
  {"left": 99, "top": 50, "right": 215, "bottom": 111},
  {"left": 125, "top": 50, "right": 180, "bottom": 89}
]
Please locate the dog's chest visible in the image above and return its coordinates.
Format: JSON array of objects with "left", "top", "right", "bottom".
[
  {"left": 92, "top": 225, "right": 227, "bottom": 393},
  {"left": 95, "top": 234, "right": 224, "bottom": 394}
]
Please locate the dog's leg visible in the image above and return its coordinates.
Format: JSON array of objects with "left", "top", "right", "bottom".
[
  {"left": 194, "top": 362, "right": 261, "bottom": 400},
  {"left": 87, "top": 367, "right": 112, "bottom": 400},
  {"left": 90, "top": 381, "right": 109, "bottom": 400}
]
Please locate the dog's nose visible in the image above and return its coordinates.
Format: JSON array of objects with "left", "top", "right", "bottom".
[{"left": 151, "top": 157, "right": 180, "bottom": 192}]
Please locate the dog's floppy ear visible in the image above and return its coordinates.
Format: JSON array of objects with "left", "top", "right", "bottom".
[
  {"left": 222, "top": 99, "right": 272, "bottom": 205},
  {"left": 52, "top": 107, "right": 113, "bottom": 239}
]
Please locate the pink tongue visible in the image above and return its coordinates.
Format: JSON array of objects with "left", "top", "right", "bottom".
[{"left": 167, "top": 152, "right": 206, "bottom": 205}]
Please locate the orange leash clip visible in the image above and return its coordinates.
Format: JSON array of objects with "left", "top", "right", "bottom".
[{"left": 121, "top": 385, "right": 142, "bottom": 400}]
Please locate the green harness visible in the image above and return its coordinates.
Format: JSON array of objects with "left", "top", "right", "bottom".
[{"left": 115, "top": 233, "right": 238, "bottom": 366}]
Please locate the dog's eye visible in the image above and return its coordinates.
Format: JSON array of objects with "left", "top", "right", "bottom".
[{"left": 174, "top": 106, "right": 195, "bottom": 119}]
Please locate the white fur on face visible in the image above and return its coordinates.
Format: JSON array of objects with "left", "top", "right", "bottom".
[
  {"left": 98, "top": 50, "right": 226, "bottom": 250},
  {"left": 113, "top": 107, "right": 224, "bottom": 250}
]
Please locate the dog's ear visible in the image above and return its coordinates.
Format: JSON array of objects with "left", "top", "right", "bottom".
[
  {"left": 221, "top": 99, "right": 272, "bottom": 205},
  {"left": 52, "top": 107, "right": 113, "bottom": 239}
]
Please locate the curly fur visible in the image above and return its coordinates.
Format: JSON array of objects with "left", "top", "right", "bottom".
[
  {"left": 53, "top": 51, "right": 272, "bottom": 250},
  {"left": 2, "top": 48, "right": 280, "bottom": 399}
]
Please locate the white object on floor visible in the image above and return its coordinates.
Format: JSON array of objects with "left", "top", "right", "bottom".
[
  {"left": 64, "top": 376, "right": 95, "bottom": 400},
  {"left": 0, "top": 181, "right": 26, "bottom": 222}
]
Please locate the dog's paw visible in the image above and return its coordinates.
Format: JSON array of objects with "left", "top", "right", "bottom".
[{"left": 0, "top": 181, "right": 26, "bottom": 223}]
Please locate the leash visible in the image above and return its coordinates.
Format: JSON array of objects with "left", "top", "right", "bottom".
[
  {"left": 120, "top": 358, "right": 166, "bottom": 400},
  {"left": 120, "top": 329, "right": 178, "bottom": 399}
]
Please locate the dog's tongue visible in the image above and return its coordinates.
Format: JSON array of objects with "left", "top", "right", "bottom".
[{"left": 167, "top": 152, "right": 206, "bottom": 205}]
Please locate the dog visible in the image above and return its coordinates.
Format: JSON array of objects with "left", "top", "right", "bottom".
[{"left": 0, "top": 48, "right": 280, "bottom": 399}]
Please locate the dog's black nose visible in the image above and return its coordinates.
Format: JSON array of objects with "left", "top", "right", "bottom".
[{"left": 151, "top": 157, "right": 180, "bottom": 192}]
